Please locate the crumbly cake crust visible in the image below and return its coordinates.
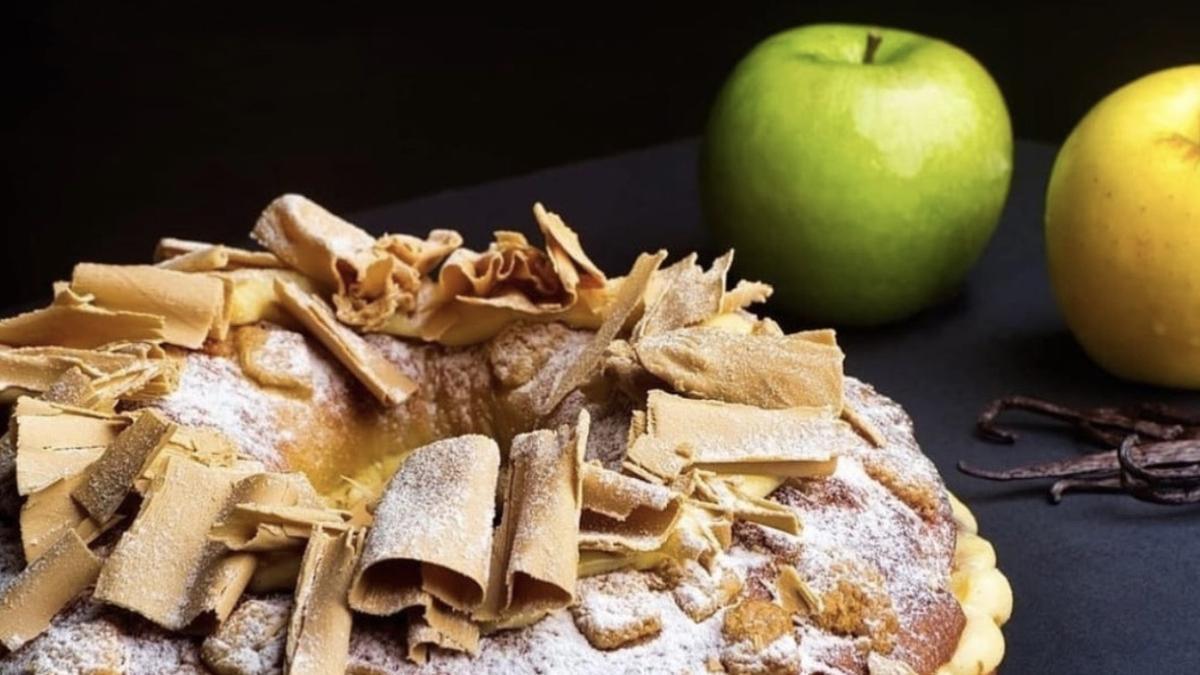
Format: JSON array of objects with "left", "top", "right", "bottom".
[
  {"left": 1, "top": 323, "right": 997, "bottom": 674},
  {"left": 0, "top": 197, "right": 1010, "bottom": 674}
]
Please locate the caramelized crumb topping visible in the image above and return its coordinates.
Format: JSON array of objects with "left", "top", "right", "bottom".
[
  {"left": 814, "top": 577, "right": 900, "bottom": 654},
  {"left": 863, "top": 460, "right": 941, "bottom": 523},
  {"left": 721, "top": 599, "right": 791, "bottom": 650}
]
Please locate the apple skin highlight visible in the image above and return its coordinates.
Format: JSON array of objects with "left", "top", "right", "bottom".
[{"left": 701, "top": 24, "right": 1012, "bottom": 326}]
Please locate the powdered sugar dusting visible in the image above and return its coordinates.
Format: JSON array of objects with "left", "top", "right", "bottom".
[
  {"left": 154, "top": 329, "right": 355, "bottom": 471},
  {"left": 256, "top": 329, "right": 314, "bottom": 386},
  {"left": 1, "top": 315, "right": 964, "bottom": 675},
  {"left": 361, "top": 435, "right": 499, "bottom": 591}
]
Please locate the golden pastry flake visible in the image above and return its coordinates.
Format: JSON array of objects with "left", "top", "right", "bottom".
[
  {"left": 776, "top": 564, "right": 823, "bottom": 617},
  {"left": 19, "top": 454, "right": 115, "bottom": 562},
  {"left": 0, "top": 344, "right": 171, "bottom": 403},
  {"left": 0, "top": 286, "right": 166, "bottom": 349},
  {"left": 211, "top": 267, "right": 320, "bottom": 329},
  {"left": 71, "top": 409, "right": 176, "bottom": 524},
  {"left": 634, "top": 390, "right": 847, "bottom": 478},
  {"left": 634, "top": 252, "right": 732, "bottom": 339},
  {"left": 251, "top": 194, "right": 461, "bottom": 331},
  {"left": 0, "top": 529, "right": 103, "bottom": 652},
  {"left": 286, "top": 526, "right": 364, "bottom": 675},
  {"left": 579, "top": 463, "right": 684, "bottom": 553},
  {"left": 135, "top": 425, "right": 261, "bottom": 495},
  {"left": 532, "top": 202, "right": 607, "bottom": 291},
  {"left": 691, "top": 473, "right": 801, "bottom": 535},
  {"left": 251, "top": 193, "right": 387, "bottom": 289},
  {"left": 843, "top": 402, "right": 888, "bottom": 448},
  {"left": 274, "top": 279, "right": 417, "bottom": 406},
  {"left": 211, "top": 503, "right": 350, "bottom": 552},
  {"left": 529, "top": 250, "right": 666, "bottom": 418},
  {"left": 481, "top": 414, "right": 587, "bottom": 622},
  {"left": 719, "top": 279, "right": 774, "bottom": 314},
  {"left": 155, "top": 238, "right": 283, "bottom": 271},
  {"left": 406, "top": 598, "right": 481, "bottom": 663},
  {"left": 92, "top": 458, "right": 270, "bottom": 630},
  {"left": 41, "top": 366, "right": 94, "bottom": 406},
  {"left": 385, "top": 216, "right": 608, "bottom": 347},
  {"left": 70, "top": 263, "right": 227, "bottom": 349},
  {"left": 633, "top": 327, "right": 845, "bottom": 410},
  {"left": 13, "top": 397, "right": 128, "bottom": 495},
  {"left": 350, "top": 435, "right": 500, "bottom": 616}
]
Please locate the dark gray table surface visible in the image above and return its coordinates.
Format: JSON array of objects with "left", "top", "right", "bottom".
[{"left": 356, "top": 138, "right": 1200, "bottom": 675}]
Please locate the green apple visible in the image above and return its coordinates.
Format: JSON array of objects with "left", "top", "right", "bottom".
[{"left": 701, "top": 24, "right": 1012, "bottom": 325}]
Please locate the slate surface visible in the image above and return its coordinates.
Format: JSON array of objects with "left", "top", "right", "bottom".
[{"left": 356, "top": 138, "right": 1200, "bottom": 675}]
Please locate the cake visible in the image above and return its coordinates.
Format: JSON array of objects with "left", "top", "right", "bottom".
[{"left": 0, "top": 195, "right": 1010, "bottom": 674}]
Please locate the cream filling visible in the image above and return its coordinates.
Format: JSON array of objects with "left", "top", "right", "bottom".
[{"left": 937, "top": 492, "right": 1011, "bottom": 675}]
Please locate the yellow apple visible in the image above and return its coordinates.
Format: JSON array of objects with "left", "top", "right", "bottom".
[{"left": 1045, "top": 65, "right": 1200, "bottom": 388}]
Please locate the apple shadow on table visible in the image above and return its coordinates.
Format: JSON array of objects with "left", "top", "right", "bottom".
[
  {"left": 993, "top": 328, "right": 1199, "bottom": 404},
  {"left": 780, "top": 285, "right": 975, "bottom": 347}
]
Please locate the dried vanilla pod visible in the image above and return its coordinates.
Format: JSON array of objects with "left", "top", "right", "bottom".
[{"left": 963, "top": 394, "right": 1200, "bottom": 504}]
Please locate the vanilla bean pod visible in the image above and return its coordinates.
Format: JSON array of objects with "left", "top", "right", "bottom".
[
  {"left": 958, "top": 451, "right": 1117, "bottom": 481},
  {"left": 963, "top": 395, "right": 1200, "bottom": 504},
  {"left": 1049, "top": 477, "right": 1123, "bottom": 503},
  {"left": 976, "top": 395, "right": 1185, "bottom": 445}
]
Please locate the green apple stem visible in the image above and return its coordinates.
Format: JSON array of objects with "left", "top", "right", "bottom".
[{"left": 863, "top": 31, "right": 883, "bottom": 64}]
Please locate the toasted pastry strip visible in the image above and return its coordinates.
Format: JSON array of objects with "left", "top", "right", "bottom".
[
  {"left": 635, "top": 390, "right": 849, "bottom": 477},
  {"left": 210, "top": 268, "right": 318, "bottom": 328},
  {"left": 274, "top": 279, "right": 417, "bottom": 406},
  {"left": 0, "top": 529, "right": 103, "bottom": 651},
  {"left": 211, "top": 504, "right": 350, "bottom": 552},
  {"left": 252, "top": 194, "right": 460, "bottom": 330},
  {"left": 19, "top": 449, "right": 116, "bottom": 562},
  {"left": 0, "top": 345, "right": 164, "bottom": 402},
  {"left": 134, "top": 425, "right": 259, "bottom": 495},
  {"left": 777, "top": 564, "right": 823, "bottom": 617},
  {"left": 42, "top": 366, "right": 97, "bottom": 406},
  {"left": 70, "top": 263, "right": 227, "bottom": 348},
  {"left": 533, "top": 202, "right": 606, "bottom": 290},
  {"left": 251, "top": 194, "right": 386, "bottom": 290},
  {"left": 719, "top": 278, "right": 774, "bottom": 314},
  {"left": 633, "top": 327, "right": 845, "bottom": 410},
  {"left": 350, "top": 435, "right": 499, "bottom": 615},
  {"left": 579, "top": 463, "right": 683, "bottom": 553},
  {"left": 94, "top": 461, "right": 313, "bottom": 630},
  {"left": 690, "top": 473, "right": 800, "bottom": 535},
  {"left": 13, "top": 397, "right": 128, "bottom": 495},
  {"left": 481, "top": 414, "right": 587, "bottom": 621},
  {"left": 530, "top": 250, "right": 666, "bottom": 417},
  {"left": 406, "top": 597, "right": 481, "bottom": 663},
  {"left": 156, "top": 245, "right": 234, "bottom": 272},
  {"left": 0, "top": 291, "right": 165, "bottom": 349},
  {"left": 286, "top": 526, "right": 364, "bottom": 674},
  {"left": 633, "top": 252, "right": 732, "bottom": 339},
  {"left": 155, "top": 238, "right": 283, "bottom": 271},
  {"left": 71, "top": 409, "right": 176, "bottom": 524}
]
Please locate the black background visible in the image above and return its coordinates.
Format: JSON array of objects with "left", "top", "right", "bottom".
[{"left": 5, "top": 2, "right": 1199, "bottom": 308}]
